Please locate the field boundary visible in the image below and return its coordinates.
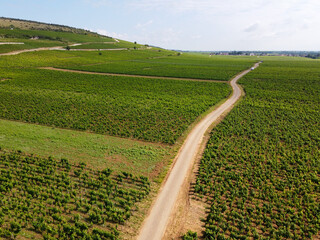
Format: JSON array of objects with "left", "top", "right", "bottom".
[
  {"left": 39, "top": 67, "right": 229, "bottom": 83},
  {"left": 138, "top": 62, "right": 260, "bottom": 240},
  {"left": 0, "top": 42, "right": 143, "bottom": 56}
]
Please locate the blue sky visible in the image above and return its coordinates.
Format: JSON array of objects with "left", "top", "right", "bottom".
[{"left": 1, "top": 0, "right": 320, "bottom": 51}]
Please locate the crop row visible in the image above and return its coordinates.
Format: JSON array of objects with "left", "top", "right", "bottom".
[
  {"left": 0, "top": 49, "right": 174, "bottom": 69},
  {"left": 69, "top": 40, "right": 142, "bottom": 50},
  {"left": 0, "top": 150, "right": 150, "bottom": 239},
  {"left": 192, "top": 58, "right": 320, "bottom": 239},
  {"left": 63, "top": 55, "right": 256, "bottom": 81},
  {"left": 0, "top": 68, "right": 230, "bottom": 144},
  {"left": 0, "top": 28, "right": 114, "bottom": 44}
]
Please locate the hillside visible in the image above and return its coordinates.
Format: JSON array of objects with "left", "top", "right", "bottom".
[
  {"left": 0, "top": 17, "right": 99, "bottom": 35},
  {"left": 0, "top": 17, "right": 145, "bottom": 53}
]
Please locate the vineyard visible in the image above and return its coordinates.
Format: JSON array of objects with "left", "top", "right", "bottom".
[
  {"left": 69, "top": 40, "right": 143, "bottom": 50},
  {"left": 0, "top": 67, "right": 230, "bottom": 144},
  {"left": 0, "top": 150, "right": 150, "bottom": 239},
  {"left": 0, "top": 28, "right": 114, "bottom": 43},
  {"left": 0, "top": 25, "right": 115, "bottom": 54},
  {"left": 0, "top": 39, "right": 65, "bottom": 54},
  {"left": 0, "top": 49, "right": 256, "bottom": 145},
  {"left": 62, "top": 54, "right": 256, "bottom": 81},
  {"left": 192, "top": 57, "right": 320, "bottom": 239},
  {"left": 0, "top": 49, "right": 174, "bottom": 69},
  {"left": 0, "top": 118, "right": 170, "bottom": 177}
]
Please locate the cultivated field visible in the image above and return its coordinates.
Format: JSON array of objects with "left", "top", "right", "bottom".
[
  {"left": 192, "top": 57, "right": 320, "bottom": 239},
  {"left": 69, "top": 40, "right": 143, "bottom": 50},
  {"left": 0, "top": 48, "right": 258, "bottom": 144},
  {"left": 0, "top": 21, "right": 260, "bottom": 239},
  {"left": 0, "top": 67, "right": 230, "bottom": 144},
  {"left": 62, "top": 54, "right": 256, "bottom": 80},
  {"left": 0, "top": 150, "right": 150, "bottom": 239},
  {"left": 0, "top": 22, "right": 115, "bottom": 54},
  {"left": 0, "top": 119, "right": 170, "bottom": 177}
]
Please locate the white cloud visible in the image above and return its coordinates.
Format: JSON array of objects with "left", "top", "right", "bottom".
[
  {"left": 85, "top": 28, "right": 129, "bottom": 40},
  {"left": 96, "top": 29, "right": 129, "bottom": 40},
  {"left": 244, "top": 23, "right": 260, "bottom": 33},
  {"left": 126, "top": 0, "right": 320, "bottom": 50}
]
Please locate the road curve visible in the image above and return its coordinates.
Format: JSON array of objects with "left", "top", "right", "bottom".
[{"left": 138, "top": 62, "right": 261, "bottom": 240}]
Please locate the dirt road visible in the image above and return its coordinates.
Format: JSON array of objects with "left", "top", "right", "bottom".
[
  {"left": 0, "top": 41, "right": 120, "bottom": 56},
  {"left": 0, "top": 46, "right": 65, "bottom": 56},
  {"left": 39, "top": 67, "right": 228, "bottom": 83},
  {"left": 138, "top": 62, "right": 260, "bottom": 240}
]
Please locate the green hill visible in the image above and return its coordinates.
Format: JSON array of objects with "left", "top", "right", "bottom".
[{"left": 0, "top": 17, "right": 145, "bottom": 53}]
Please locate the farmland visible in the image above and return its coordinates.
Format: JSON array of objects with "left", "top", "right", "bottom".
[
  {"left": 0, "top": 25, "right": 115, "bottom": 53},
  {"left": 0, "top": 150, "right": 150, "bottom": 239},
  {"left": 0, "top": 19, "right": 263, "bottom": 239},
  {"left": 192, "top": 57, "right": 320, "bottom": 239},
  {"left": 0, "top": 39, "right": 65, "bottom": 54},
  {"left": 69, "top": 40, "right": 143, "bottom": 50},
  {"left": 0, "top": 67, "right": 230, "bottom": 144},
  {"left": 0, "top": 118, "right": 170, "bottom": 177},
  {"left": 61, "top": 54, "right": 256, "bottom": 80},
  {"left": 0, "top": 28, "right": 114, "bottom": 44},
  {"left": 0, "top": 47, "right": 257, "bottom": 144}
]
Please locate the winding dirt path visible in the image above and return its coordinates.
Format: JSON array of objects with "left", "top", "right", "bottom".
[
  {"left": 138, "top": 62, "right": 261, "bottom": 240},
  {"left": 0, "top": 46, "right": 65, "bottom": 56},
  {"left": 0, "top": 40, "right": 122, "bottom": 56},
  {"left": 39, "top": 67, "right": 228, "bottom": 83}
]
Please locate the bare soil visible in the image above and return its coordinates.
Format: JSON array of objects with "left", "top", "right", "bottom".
[{"left": 138, "top": 62, "right": 260, "bottom": 240}]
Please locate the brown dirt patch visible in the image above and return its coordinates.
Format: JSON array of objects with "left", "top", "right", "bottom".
[
  {"left": 161, "top": 71, "right": 248, "bottom": 239},
  {"left": 163, "top": 134, "right": 210, "bottom": 240}
]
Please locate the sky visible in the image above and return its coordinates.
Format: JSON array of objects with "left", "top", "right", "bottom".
[{"left": 1, "top": 0, "right": 320, "bottom": 51}]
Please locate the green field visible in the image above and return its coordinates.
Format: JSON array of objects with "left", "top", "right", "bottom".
[
  {"left": 192, "top": 57, "right": 320, "bottom": 239},
  {"left": 1, "top": 48, "right": 253, "bottom": 144},
  {"left": 62, "top": 54, "right": 256, "bottom": 80},
  {"left": 0, "top": 28, "right": 114, "bottom": 43},
  {"left": 0, "top": 66, "right": 231, "bottom": 144},
  {"left": 0, "top": 119, "right": 170, "bottom": 178},
  {"left": 0, "top": 49, "right": 256, "bottom": 81},
  {"left": 0, "top": 150, "right": 150, "bottom": 239},
  {"left": 0, "top": 28, "right": 115, "bottom": 53},
  {"left": 0, "top": 49, "right": 174, "bottom": 68},
  {"left": 0, "top": 21, "right": 263, "bottom": 239},
  {"left": 69, "top": 40, "right": 143, "bottom": 50},
  {"left": 0, "top": 39, "right": 65, "bottom": 54}
]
